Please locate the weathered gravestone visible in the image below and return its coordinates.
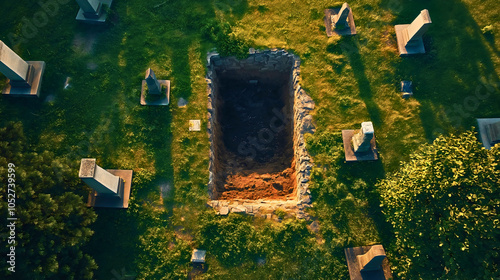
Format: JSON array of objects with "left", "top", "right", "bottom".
[
  {"left": 324, "top": 3, "right": 357, "bottom": 37},
  {"left": 395, "top": 9, "right": 432, "bottom": 55},
  {"left": 400, "top": 80, "right": 413, "bottom": 99},
  {"left": 140, "top": 68, "right": 170, "bottom": 106},
  {"left": 189, "top": 249, "right": 207, "bottom": 277},
  {"left": 357, "top": 245, "right": 386, "bottom": 271},
  {"left": 345, "top": 244, "right": 392, "bottom": 280},
  {"left": 332, "top": 3, "right": 351, "bottom": 29},
  {"left": 75, "top": 0, "right": 113, "bottom": 24},
  {"left": 477, "top": 118, "right": 500, "bottom": 149},
  {"left": 79, "top": 158, "right": 133, "bottom": 208},
  {"left": 352, "top": 121, "right": 374, "bottom": 153},
  {"left": 0, "top": 41, "right": 45, "bottom": 97},
  {"left": 342, "top": 121, "right": 378, "bottom": 161}
]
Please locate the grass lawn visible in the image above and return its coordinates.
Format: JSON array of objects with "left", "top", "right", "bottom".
[{"left": 0, "top": 0, "right": 498, "bottom": 279}]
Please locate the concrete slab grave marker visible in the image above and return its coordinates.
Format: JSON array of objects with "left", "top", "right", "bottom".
[
  {"left": 477, "top": 118, "right": 500, "bottom": 149},
  {"left": 345, "top": 245, "right": 392, "bottom": 280},
  {"left": 324, "top": 3, "right": 357, "bottom": 37},
  {"left": 395, "top": 9, "right": 432, "bottom": 55},
  {"left": 75, "top": 0, "right": 113, "bottom": 24},
  {"left": 0, "top": 41, "right": 46, "bottom": 97},
  {"left": 342, "top": 121, "right": 378, "bottom": 161},
  {"left": 189, "top": 120, "right": 201, "bottom": 131},
  {"left": 189, "top": 249, "right": 207, "bottom": 276},
  {"left": 79, "top": 158, "right": 133, "bottom": 208},
  {"left": 140, "top": 68, "right": 170, "bottom": 106}
]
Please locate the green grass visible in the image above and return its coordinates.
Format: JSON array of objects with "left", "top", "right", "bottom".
[{"left": 0, "top": 0, "right": 499, "bottom": 279}]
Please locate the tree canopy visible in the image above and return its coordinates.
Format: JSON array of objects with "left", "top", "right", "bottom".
[
  {"left": 0, "top": 122, "right": 97, "bottom": 279},
  {"left": 378, "top": 130, "right": 500, "bottom": 279}
]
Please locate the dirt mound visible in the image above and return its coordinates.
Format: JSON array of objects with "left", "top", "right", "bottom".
[{"left": 218, "top": 167, "right": 296, "bottom": 200}]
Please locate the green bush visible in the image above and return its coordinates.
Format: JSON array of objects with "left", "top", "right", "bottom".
[
  {"left": 378, "top": 130, "right": 500, "bottom": 279},
  {"left": 201, "top": 19, "right": 249, "bottom": 59}
]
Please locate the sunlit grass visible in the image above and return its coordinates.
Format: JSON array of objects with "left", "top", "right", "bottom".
[{"left": 0, "top": 0, "right": 498, "bottom": 278}]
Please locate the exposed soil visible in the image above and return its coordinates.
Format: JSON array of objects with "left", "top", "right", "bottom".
[
  {"left": 218, "top": 166, "right": 296, "bottom": 200},
  {"left": 213, "top": 68, "right": 297, "bottom": 200}
]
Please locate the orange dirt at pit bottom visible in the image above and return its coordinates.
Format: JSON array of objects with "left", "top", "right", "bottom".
[{"left": 218, "top": 167, "right": 296, "bottom": 200}]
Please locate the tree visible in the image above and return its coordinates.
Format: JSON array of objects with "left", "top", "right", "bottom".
[
  {"left": 0, "top": 122, "right": 97, "bottom": 279},
  {"left": 378, "top": 130, "right": 500, "bottom": 279}
]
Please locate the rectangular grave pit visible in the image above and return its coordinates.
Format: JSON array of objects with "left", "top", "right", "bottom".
[{"left": 207, "top": 51, "right": 311, "bottom": 203}]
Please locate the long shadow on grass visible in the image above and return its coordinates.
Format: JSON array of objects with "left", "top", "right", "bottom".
[
  {"left": 84, "top": 209, "right": 140, "bottom": 279},
  {"left": 392, "top": 1, "right": 500, "bottom": 141},
  {"left": 336, "top": 158, "right": 394, "bottom": 247},
  {"left": 340, "top": 36, "right": 383, "bottom": 128}
]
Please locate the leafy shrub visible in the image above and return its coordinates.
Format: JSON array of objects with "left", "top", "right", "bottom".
[
  {"left": 201, "top": 19, "right": 249, "bottom": 58},
  {"left": 378, "top": 130, "right": 500, "bottom": 279}
]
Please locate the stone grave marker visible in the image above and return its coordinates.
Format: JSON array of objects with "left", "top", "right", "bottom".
[
  {"left": 332, "top": 3, "right": 350, "bottom": 29},
  {"left": 357, "top": 245, "right": 386, "bottom": 271},
  {"left": 324, "top": 3, "right": 357, "bottom": 37},
  {"left": 400, "top": 80, "right": 413, "bottom": 99},
  {"left": 140, "top": 68, "right": 170, "bottom": 106},
  {"left": 189, "top": 120, "right": 201, "bottom": 131},
  {"left": 395, "top": 9, "right": 432, "bottom": 55},
  {"left": 75, "top": 0, "right": 113, "bottom": 24},
  {"left": 79, "top": 158, "right": 133, "bottom": 208},
  {"left": 477, "top": 118, "right": 500, "bottom": 149},
  {"left": 352, "top": 122, "right": 374, "bottom": 153},
  {"left": 189, "top": 249, "right": 207, "bottom": 276},
  {"left": 342, "top": 121, "right": 378, "bottom": 161},
  {"left": 0, "top": 41, "right": 46, "bottom": 97},
  {"left": 344, "top": 244, "right": 392, "bottom": 280}
]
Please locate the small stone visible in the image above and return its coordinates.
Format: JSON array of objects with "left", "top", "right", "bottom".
[
  {"left": 232, "top": 206, "right": 246, "bottom": 213},
  {"left": 219, "top": 206, "right": 229, "bottom": 215},
  {"left": 189, "top": 120, "right": 201, "bottom": 131},
  {"left": 309, "top": 220, "right": 320, "bottom": 233},
  {"left": 178, "top": 98, "right": 188, "bottom": 107}
]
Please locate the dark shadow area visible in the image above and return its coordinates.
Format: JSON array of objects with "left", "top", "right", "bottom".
[
  {"left": 216, "top": 74, "right": 293, "bottom": 170},
  {"left": 341, "top": 36, "right": 383, "bottom": 128},
  {"left": 84, "top": 209, "right": 139, "bottom": 279}
]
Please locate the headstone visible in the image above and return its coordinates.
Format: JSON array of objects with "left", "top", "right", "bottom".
[
  {"left": 79, "top": 158, "right": 133, "bottom": 208},
  {"left": 332, "top": 3, "right": 350, "bottom": 29},
  {"left": 0, "top": 41, "right": 46, "bottom": 97},
  {"left": 75, "top": 0, "right": 102, "bottom": 19},
  {"left": 400, "top": 80, "right": 413, "bottom": 99},
  {"left": 485, "top": 121, "right": 500, "bottom": 146},
  {"left": 352, "top": 122, "right": 374, "bottom": 153},
  {"left": 477, "top": 118, "right": 500, "bottom": 150},
  {"left": 342, "top": 121, "right": 378, "bottom": 161},
  {"left": 395, "top": 9, "right": 432, "bottom": 55},
  {"left": 191, "top": 249, "right": 206, "bottom": 264},
  {"left": 79, "top": 158, "right": 120, "bottom": 196},
  {"left": 75, "top": 0, "right": 113, "bottom": 24},
  {"left": 324, "top": 2, "right": 357, "bottom": 36},
  {"left": 140, "top": 68, "right": 170, "bottom": 106},
  {"left": 145, "top": 68, "right": 161, "bottom": 95},
  {"left": 344, "top": 244, "right": 392, "bottom": 280},
  {"left": 357, "top": 245, "right": 386, "bottom": 271}
]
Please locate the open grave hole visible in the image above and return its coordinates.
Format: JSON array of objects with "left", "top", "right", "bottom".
[
  {"left": 207, "top": 50, "right": 313, "bottom": 201},
  {"left": 216, "top": 70, "right": 295, "bottom": 199}
]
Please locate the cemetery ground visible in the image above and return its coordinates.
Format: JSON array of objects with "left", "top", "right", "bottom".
[{"left": 0, "top": 0, "right": 499, "bottom": 279}]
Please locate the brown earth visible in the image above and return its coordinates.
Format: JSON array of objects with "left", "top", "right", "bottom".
[{"left": 218, "top": 166, "right": 296, "bottom": 200}]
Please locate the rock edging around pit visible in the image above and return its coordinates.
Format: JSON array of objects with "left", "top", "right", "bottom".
[{"left": 206, "top": 49, "right": 315, "bottom": 218}]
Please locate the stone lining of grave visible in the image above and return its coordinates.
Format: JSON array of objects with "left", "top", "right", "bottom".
[{"left": 206, "top": 49, "right": 314, "bottom": 218}]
